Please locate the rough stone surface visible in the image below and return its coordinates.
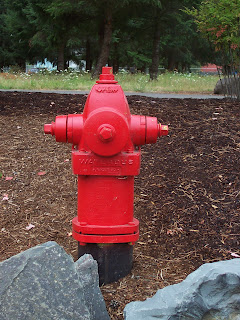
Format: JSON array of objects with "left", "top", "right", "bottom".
[
  {"left": 214, "top": 77, "right": 240, "bottom": 95},
  {"left": 124, "top": 259, "right": 240, "bottom": 320},
  {"left": 0, "top": 241, "right": 110, "bottom": 320},
  {"left": 75, "top": 254, "right": 110, "bottom": 320}
]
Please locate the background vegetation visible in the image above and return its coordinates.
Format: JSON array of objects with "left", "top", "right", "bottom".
[
  {"left": 0, "top": 0, "right": 217, "bottom": 78},
  {"left": 0, "top": 71, "right": 218, "bottom": 93},
  {"left": 1, "top": 0, "right": 239, "bottom": 80}
]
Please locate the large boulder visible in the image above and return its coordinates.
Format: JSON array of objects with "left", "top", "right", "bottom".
[
  {"left": 0, "top": 241, "right": 110, "bottom": 320},
  {"left": 75, "top": 254, "right": 110, "bottom": 319},
  {"left": 214, "top": 77, "right": 240, "bottom": 96},
  {"left": 124, "top": 259, "right": 240, "bottom": 320}
]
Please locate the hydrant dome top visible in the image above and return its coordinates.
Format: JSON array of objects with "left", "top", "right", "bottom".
[{"left": 96, "top": 67, "right": 118, "bottom": 84}]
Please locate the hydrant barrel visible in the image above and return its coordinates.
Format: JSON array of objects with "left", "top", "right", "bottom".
[
  {"left": 77, "top": 176, "right": 134, "bottom": 227},
  {"left": 44, "top": 66, "right": 168, "bottom": 285}
]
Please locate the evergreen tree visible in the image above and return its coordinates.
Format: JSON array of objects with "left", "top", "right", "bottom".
[
  {"left": 24, "top": 0, "right": 91, "bottom": 70},
  {"left": 186, "top": 0, "right": 240, "bottom": 66},
  {"left": 0, "top": 0, "right": 218, "bottom": 74},
  {"left": 1, "top": 0, "right": 37, "bottom": 70},
  {"left": 91, "top": 0, "right": 134, "bottom": 78},
  {"left": 149, "top": 0, "right": 213, "bottom": 79}
]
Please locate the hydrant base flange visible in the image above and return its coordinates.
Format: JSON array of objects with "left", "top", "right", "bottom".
[{"left": 78, "top": 242, "right": 133, "bottom": 285}]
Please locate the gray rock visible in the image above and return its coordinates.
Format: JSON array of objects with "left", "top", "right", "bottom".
[
  {"left": 75, "top": 254, "right": 110, "bottom": 320},
  {"left": 124, "top": 259, "right": 240, "bottom": 320},
  {"left": 214, "top": 77, "right": 240, "bottom": 95},
  {"left": 0, "top": 241, "right": 110, "bottom": 320}
]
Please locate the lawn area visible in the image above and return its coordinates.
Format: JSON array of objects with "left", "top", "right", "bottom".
[{"left": 0, "top": 71, "right": 219, "bottom": 93}]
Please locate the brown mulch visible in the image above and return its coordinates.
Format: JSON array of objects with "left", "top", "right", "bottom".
[{"left": 0, "top": 91, "right": 240, "bottom": 319}]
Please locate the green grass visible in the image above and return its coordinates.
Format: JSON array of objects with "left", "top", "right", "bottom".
[{"left": 0, "top": 71, "right": 219, "bottom": 93}]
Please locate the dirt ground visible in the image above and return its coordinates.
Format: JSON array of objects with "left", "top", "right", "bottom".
[{"left": 0, "top": 91, "right": 240, "bottom": 319}]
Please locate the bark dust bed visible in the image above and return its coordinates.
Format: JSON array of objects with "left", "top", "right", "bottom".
[{"left": 0, "top": 91, "right": 240, "bottom": 319}]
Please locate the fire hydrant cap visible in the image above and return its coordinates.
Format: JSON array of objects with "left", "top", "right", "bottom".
[
  {"left": 159, "top": 124, "right": 169, "bottom": 136},
  {"left": 83, "top": 108, "right": 129, "bottom": 156},
  {"left": 96, "top": 67, "right": 118, "bottom": 84},
  {"left": 44, "top": 123, "right": 54, "bottom": 135}
]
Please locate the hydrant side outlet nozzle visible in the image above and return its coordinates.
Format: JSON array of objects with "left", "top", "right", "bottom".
[
  {"left": 44, "top": 66, "right": 168, "bottom": 285},
  {"left": 44, "top": 114, "right": 84, "bottom": 145},
  {"left": 44, "top": 123, "right": 55, "bottom": 135}
]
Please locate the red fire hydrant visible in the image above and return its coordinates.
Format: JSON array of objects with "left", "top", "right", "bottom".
[{"left": 44, "top": 67, "right": 168, "bottom": 284}]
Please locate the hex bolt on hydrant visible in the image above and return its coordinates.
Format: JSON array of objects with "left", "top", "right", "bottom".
[{"left": 44, "top": 67, "right": 168, "bottom": 284}]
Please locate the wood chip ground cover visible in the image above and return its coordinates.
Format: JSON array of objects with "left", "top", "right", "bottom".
[{"left": 0, "top": 92, "right": 240, "bottom": 319}]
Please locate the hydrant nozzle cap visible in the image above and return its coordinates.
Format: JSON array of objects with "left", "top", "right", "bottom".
[
  {"left": 159, "top": 124, "right": 169, "bottom": 136},
  {"left": 44, "top": 123, "right": 55, "bottom": 136},
  {"left": 96, "top": 67, "right": 118, "bottom": 84}
]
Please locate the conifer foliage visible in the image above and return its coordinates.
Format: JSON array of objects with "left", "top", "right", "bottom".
[{"left": 0, "top": 0, "right": 217, "bottom": 75}]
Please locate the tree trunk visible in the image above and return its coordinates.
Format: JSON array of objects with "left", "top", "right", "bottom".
[
  {"left": 57, "top": 43, "right": 65, "bottom": 71},
  {"left": 86, "top": 39, "right": 92, "bottom": 72},
  {"left": 150, "top": 11, "right": 161, "bottom": 80},
  {"left": 16, "top": 59, "right": 26, "bottom": 71},
  {"left": 112, "top": 42, "right": 119, "bottom": 73},
  {"left": 167, "top": 55, "right": 175, "bottom": 71},
  {"left": 92, "top": 8, "right": 112, "bottom": 78},
  {"left": 140, "top": 65, "right": 146, "bottom": 73}
]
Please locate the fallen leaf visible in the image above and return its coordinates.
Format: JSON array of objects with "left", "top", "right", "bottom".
[
  {"left": 5, "top": 176, "right": 13, "bottom": 181},
  {"left": 229, "top": 252, "right": 240, "bottom": 258},
  {"left": 64, "top": 159, "right": 70, "bottom": 162},
  {"left": 2, "top": 194, "right": 9, "bottom": 201},
  {"left": 0, "top": 172, "right": 2, "bottom": 179},
  {"left": 211, "top": 204, "right": 218, "bottom": 209},
  {"left": 26, "top": 223, "right": 35, "bottom": 230},
  {"left": 67, "top": 232, "right": 72, "bottom": 237},
  {"left": 38, "top": 171, "right": 46, "bottom": 176}
]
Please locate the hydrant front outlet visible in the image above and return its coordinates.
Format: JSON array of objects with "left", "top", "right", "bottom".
[{"left": 44, "top": 67, "right": 168, "bottom": 285}]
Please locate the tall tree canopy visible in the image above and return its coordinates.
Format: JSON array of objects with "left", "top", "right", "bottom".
[
  {"left": 1, "top": 0, "right": 217, "bottom": 75},
  {"left": 186, "top": 0, "right": 240, "bottom": 65}
]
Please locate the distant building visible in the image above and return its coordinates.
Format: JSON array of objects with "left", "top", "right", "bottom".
[
  {"left": 200, "top": 64, "right": 221, "bottom": 74},
  {"left": 26, "top": 58, "right": 83, "bottom": 73}
]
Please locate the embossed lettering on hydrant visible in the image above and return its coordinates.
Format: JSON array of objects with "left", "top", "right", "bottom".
[
  {"left": 78, "top": 157, "right": 134, "bottom": 166},
  {"left": 95, "top": 87, "right": 118, "bottom": 93}
]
